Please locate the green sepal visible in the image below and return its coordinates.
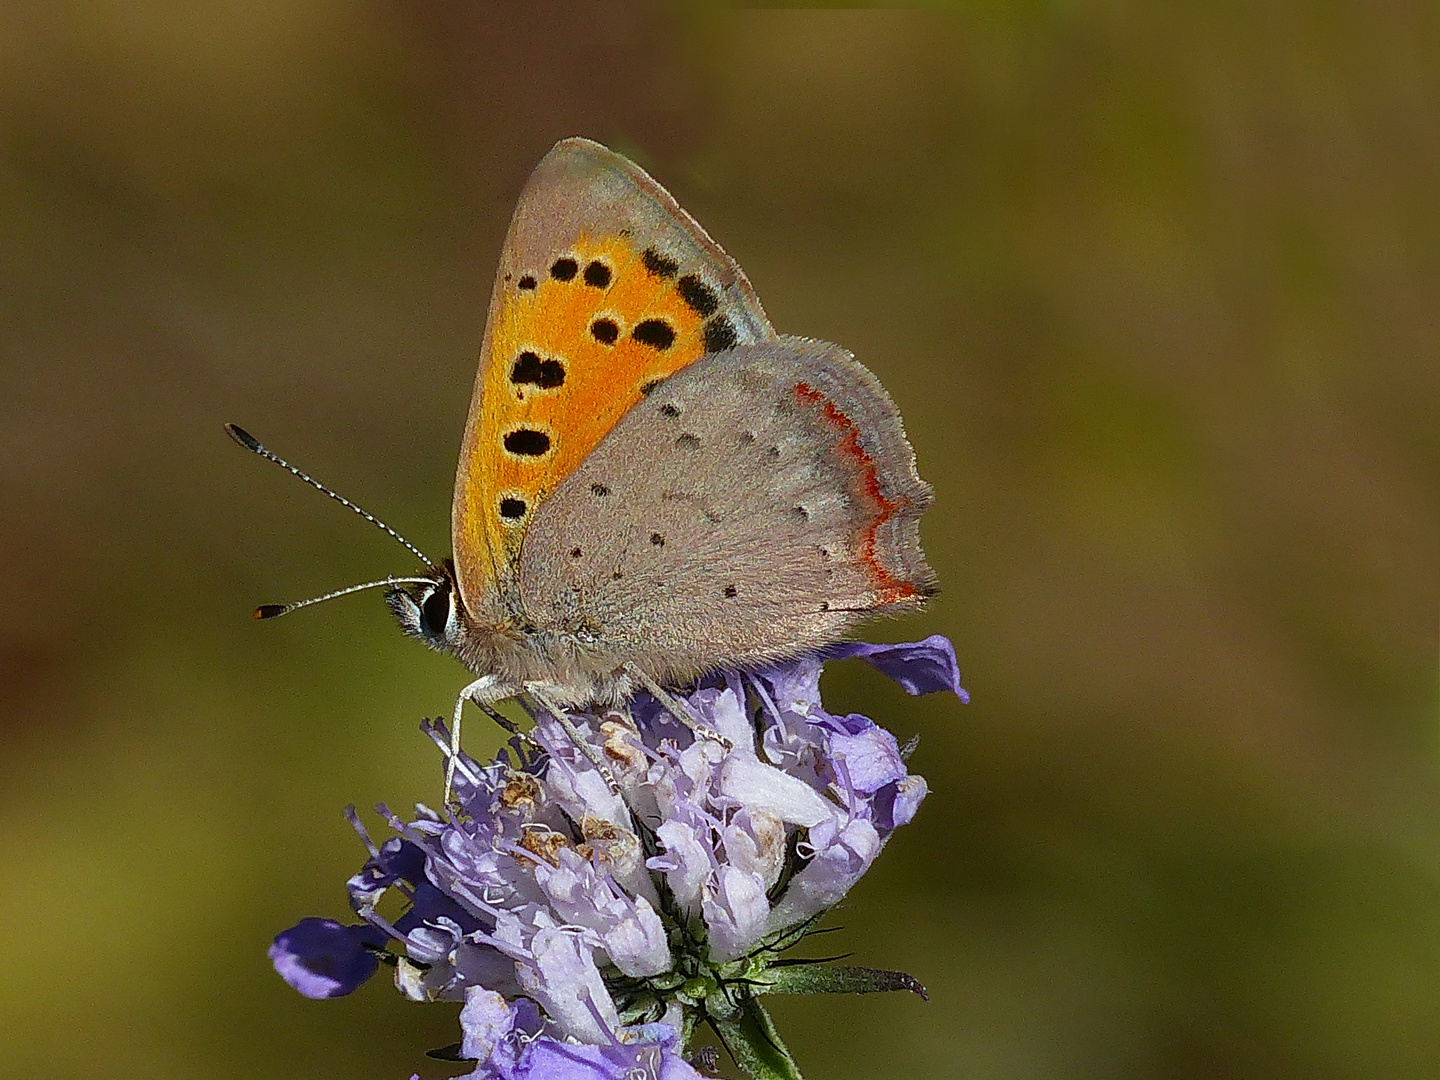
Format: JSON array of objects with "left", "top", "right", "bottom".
[
  {"left": 710, "top": 996, "right": 805, "bottom": 1080},
  {"left": 758, "top": 963, "right": 929, "bottom": 1000},
  {"left": 679, "top": 1006, "right": 699, "bottom": 1047},
  {"left": 615, "top": 997, "right": 663, "bottom": 1026},
  {"left": 647, "top": 970, "right": 686, "bottom": 992}
]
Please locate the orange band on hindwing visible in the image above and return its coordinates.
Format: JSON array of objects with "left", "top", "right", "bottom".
[{"left": 795, "top": 382, "right": 919, "bottom": 603}]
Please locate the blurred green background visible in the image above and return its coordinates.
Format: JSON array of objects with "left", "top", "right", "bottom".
[{"left": 2, "top": 4, "right": 1437, "bottom": 1078}]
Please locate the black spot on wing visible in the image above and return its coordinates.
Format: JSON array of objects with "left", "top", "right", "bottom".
[
  {"left": 590, "top": 318, "right": 619, "bottom": 345},
  {"left": 659, "top": 403, "right": 680, "bottom": 418},
  {"left": 499, "top": 497, "right": 526, "bottom": 520},
  {"left": 724, "top": 585, "right": 737, "bottom": 598},
  {"left": 676, "top": 274, "right": 719, "bottom": 317},
  {"left": 517, "top": 275, "right": 537, "bottom": 290},
  {"left": 550, "top": 257, "right": 578, "bottom": 281},
  {"left": 642, "top": 248, "right": 679, "bottom": 278},
  {"left": 590, "top": 483, "right": 610, "bottom": 497},
  {"left": 583, "top": 261, "right": 612, "bottom": 288},
  {"left": 650, "top": 532, "right": 665, "bottom": 546},
  {"left": 632, "top": 320, "right": 676, "bottom": 350},
  {"left": 503, "top": 429, "right": 551, "bottom": 456},
  {"left": 511, "top": 351, "right": 565, "bottom": 388},
  {"left": 640, "top": 378, "right": 665, "bottom": 395},
  {"left": 702, "top": 315, "right": 738, "bottom": 353}
]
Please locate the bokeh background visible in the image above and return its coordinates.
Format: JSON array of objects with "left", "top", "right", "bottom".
[{"left": 2, "top": 4, "right": 1437, "bottom": 1078}]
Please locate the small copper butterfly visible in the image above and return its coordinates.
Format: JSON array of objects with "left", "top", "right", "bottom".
[{"left": 232, "top": 138, "right": 935, "bottom": 767}]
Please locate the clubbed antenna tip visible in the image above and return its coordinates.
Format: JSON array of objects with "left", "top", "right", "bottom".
[{"left": 224, "top": 423, "right": 262, "bottom": 452}]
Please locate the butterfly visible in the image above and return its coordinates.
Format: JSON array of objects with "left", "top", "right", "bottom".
[{"left": 232, "top": 138, "right": 935, "bottom": 773}]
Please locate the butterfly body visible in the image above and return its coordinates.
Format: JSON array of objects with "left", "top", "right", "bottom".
[{"left": 385, "top": 138, "right": 936, "bottom": 711}]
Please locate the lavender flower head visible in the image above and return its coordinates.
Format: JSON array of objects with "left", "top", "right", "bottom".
[{"left": 271, "top": 636, "right": 965, "bottom": 1079}]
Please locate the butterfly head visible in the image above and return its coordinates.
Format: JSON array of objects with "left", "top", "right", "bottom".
[{"left": 386, "top": 559, "right": 464, "bottom": 652}]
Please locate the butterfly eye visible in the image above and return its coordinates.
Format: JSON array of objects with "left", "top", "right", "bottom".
[{"left": 420, "top": 586, "right": 452, "bottom": 638}]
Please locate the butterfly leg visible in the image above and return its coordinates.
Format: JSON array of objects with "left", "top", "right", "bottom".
[
  {"left": 622, "top": 662, "right": 732, "bottom": 750},
  {"left": 477, "top": 701, "right": 522, "bottom": 735},
  {"left": 446, "top": 674, "right": 510, "bottom": 804},
  {"left": 476, "top": 700, "right": 549, "bottom": 763},
  {"left": 523, "top": 683, "right": 622, "bottom": 795}
]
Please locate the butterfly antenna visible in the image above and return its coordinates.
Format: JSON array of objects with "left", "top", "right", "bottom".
[
  {"left": 254, "top": 576, "right": 438, "bottom": 620},
  {"left": 225, "top": 423, "right": 438, "bottom": 572}
]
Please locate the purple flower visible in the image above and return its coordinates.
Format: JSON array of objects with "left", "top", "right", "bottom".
[{"left": 271, "top": 637, "right": 965, "bottom": 1074}]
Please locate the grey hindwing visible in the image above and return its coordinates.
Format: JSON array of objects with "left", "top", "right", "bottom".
[{"left": 516, "top": 336, "right": 936, "bottom": 683}]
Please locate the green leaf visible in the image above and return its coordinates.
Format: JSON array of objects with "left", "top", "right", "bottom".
[
  {"left": 760, "top": 963, "right": 929, "bottom": 1000},
  {"left": 711, "top": 996, "right": 805, "bottom": 1080}
]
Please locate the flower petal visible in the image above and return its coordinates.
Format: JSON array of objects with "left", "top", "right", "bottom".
[
  {"left": 649, "top": 819, "right": 714, "bottom": 915},
  {"left": 828, "top": 635, "right": 969, "bottom": 700},
  {"left": 766, "top": 818, "right": 882, "bottom": 932},
  {"left": 514, "top": 927, "right": 620, "bottom": 1044},
  {"left": 269, "top": 917, "right": 385, "bottom": 999},
  {"left": 703, "top": 864, "right": 771, "bottom": 962},
  {"left": 826, "top": 717, "right": 909, "bottom": 795},
  {"left": 874, "top": 774, "right": 929, "bottom": 833},
  {"left": 459, "top": 987, "right": 515, "bottom": 1065},
  {"left": 720, "top": 756, "right": 834, "bottom": 828}
]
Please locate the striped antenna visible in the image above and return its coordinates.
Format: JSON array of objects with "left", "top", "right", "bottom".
[
  {"left": 252, "top": 576, "right": 437, "bottom": 620},
  {"left": 225, "top": 423, "right": 437, "bottom": 572}
]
